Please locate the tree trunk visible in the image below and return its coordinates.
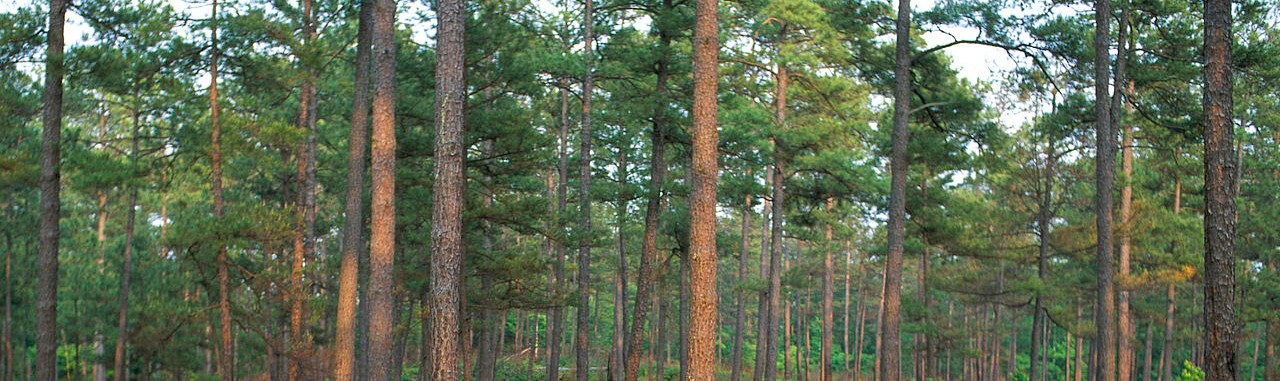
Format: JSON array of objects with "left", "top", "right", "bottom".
[
  {"left": 1141, "top": 322, "right": 1152, "bottom": 381},
  {"left": 822, "top": 199, "right": 836, "bottom": 381},
  {"left": 731, "top": 196, "right": 751, "bottom": 381},
  {"left": 332, "top": 0, "right": 373, "bottom": 379},
  {"left": 207, "top": 1, "right": 233, "bottom": 379},
  {"left": 370, "top": 0, "right": 402, "bottom": 379},
  {"left": 679, "top": 256, "right": 690, "bottom": 381},
  {"left": 766, "top": 59, "right": 789, "bottom": 381},
  {"left": 1093, "top": 0, "right": 1118, "bottom": 375},
  {"left": 548, "top": 79, "right": 571, "bottom": 381},
  {"left": 853, "top": 260, "right": 868, "bottom": 381},
  {"left": 881, "top": 0, "right": 911, "bottom": 377},
  {"left": 686, "top": 0, "right": 720, "bottom": 373},
  {"left": 574, "top": 0, "right": 597, "bottom": 377},
  {"left": 112, "top": 109, "right": 142, "bottom": 381},
  {"left": 754, "top": 167, "right": 772, "bottom": 381},
  {"left": 844, "top": 241, "right": 852, "bottom": 381},
  {"left": 1114, "top": 12, "right": 1135, "bottom": 381},
  {"left": 1265, "top": 318, "right": 1277, "bottom": 381},
  {"left": 623, "top": 10, "right": 670, "bottom": 378},
  {"left": 1160, "top": 178, "right": 1180, "bottom": 381},
  {"left": 1201, "top": 0, "right": 1238, "bottom": 377},
  {"left": 36, "top": 0, "right": 66, "bottom": 378},
  {"left": 289, "top": 0, "right": 319, "bottom": 378},
  {"left": 613, "top": 145, "right": 628, "bottom": 381},
  {"left": 1031, "top": 132, "right": 1055, "bottom": 381},
  {"left": 477, "top": 140, "right": 499, "bottom": 381}
]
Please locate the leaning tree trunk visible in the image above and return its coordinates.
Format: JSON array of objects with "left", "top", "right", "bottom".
[
  {"left": 622, "top": 17, "right": 670, "bottom": 377},
  {"left": 37, "top": 0, "right": 66, "bottom": 379},
  {"left": 1092, "top": 0, "right": 1118, "bottom": 376},
  {"left": 332, "top": 1, "right": 373, "bottom": 379},
  {"left": 880, "top": 0, "right": 912, "bottom": 377},
  {"left": 369, "top": 0, "right": 402, "bottom": 380},
  {"left": 686, "top": 0, "right": 720, "bottom": 375},
  {"left": 1201, "top": 0, "right": 1238, "bottom": 377}
]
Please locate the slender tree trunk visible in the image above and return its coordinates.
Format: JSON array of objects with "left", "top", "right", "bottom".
[
  {"left": 881, "top": 0, "right": 912, "bottom": 376},
  {"left": 679, "top": 256, "right": 690, "bottom": 381},
  {"left": 754, "top": 167, "right": 772, "bottom": 381},
  {"left": 548, "top": 80, "right": 571, "bottom": 381},
  {"left": 1265, "top": 317, "right": 1277, "bottom": 381},
  {"left": 1201, "top": 0, "right": 1238, "bottom": 377},
  {"left": 1160, "top": 178, "right": 1180, "bottom": 381},
  {"left": 822, "top": 199, "right": 836, "bottom": 381},
  {"left": 477, "top": 140, "right": 499, "bottom": 381},
  {"left": 369, "top": 0, "right": 401, "bottom": 379},
  {"left": 1092, "top": 0, "right": 1118, "bottom": 375},
  {"left": 731, "top": 197, "right": 751, "bottom": 381},
  {"left": 844, "top": 241, "right": 852, "bottom": 381},
  {"left": 207, "top": 1, "right": 233, "bottom": 379},
  {"left": 333, "top": 0, "right": 373, "bottom": 379},
  {"left": 686, "top": 0, "right": 720, "bottom": 373},
  {"left": 290, "top": 0, "right": 320, "bottom": 376},
  {"left": 853, "top": 261, "right": 868, "bottom": 381},
  {"left": 36, "top": 0, "right": 66, "bottom": 378},
  {"left": 1113, "top": 12, "right": 1134, "bottom": 381},
  {"left": 623, "top": 12, "right": 670, "bottom": 378},
  {"left": 1032, "top": 135, "right": 1055, "bottom": 381},
  {"left": 112, "top": 110, "right": 142, "bottom": 381},
  {"left": 574, "top": 0, "right": 597, "bottom": 376},
  {"left": 1141, "top": 323, "right": 1152, "bottom": 381},
  {"left": 874, "top": 267, "right": 886, "bottom": 381},
  {"left": 613, "top": 145, "right": 629, "bottom": 381},
  {"left": 766, "top": 61, "right": 789, "bottom": 381}
]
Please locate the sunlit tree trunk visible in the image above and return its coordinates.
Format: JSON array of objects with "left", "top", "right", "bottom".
[
  {"left": 369, "top": 0, "right": 401, "bottom": 379},
  {"left": 333, "top": 1, "right": 373, "bottom": 379}
]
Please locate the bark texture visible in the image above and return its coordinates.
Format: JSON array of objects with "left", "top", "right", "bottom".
[
  {"left": 880, "top": 0, "right": 912, "bottom": 378},
  {"left": 576, "top": 0, "right": 596, "bottom": 376},
  {"left": 1093, "top": 0, "right": 1117, "bottom": 377},
  {"left": 37, "top": 0, "right": 66, "bottom": 379},
  {"left": 1201, "top": 0, "right": 1238, "bottom": 377},
  {"left": 369, "top": 0, "right": 401, "bottom": 379},
  {"left": 332, "top": 0, "right": 374, "bottom": 379},
  {"left": 686, "top": 0, "right": 720, "bottom": 376}
]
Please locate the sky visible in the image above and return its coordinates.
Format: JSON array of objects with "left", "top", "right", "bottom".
[{"left": 2, "top": 0, "right": 1031, "bottom": 126}]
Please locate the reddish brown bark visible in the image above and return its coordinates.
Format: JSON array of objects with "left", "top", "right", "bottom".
[
  {"left": 686, "top": 0, "right": 720, "bottom": 375},
  {"left": 368, "top": 0, "right": 400, "bottom": 379},
  {"left": 332, "top": 0, "right": 373, "bottom": 379},
  {"left": 1201, "top": 0, "right": 1238, "bottom": 377}
]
